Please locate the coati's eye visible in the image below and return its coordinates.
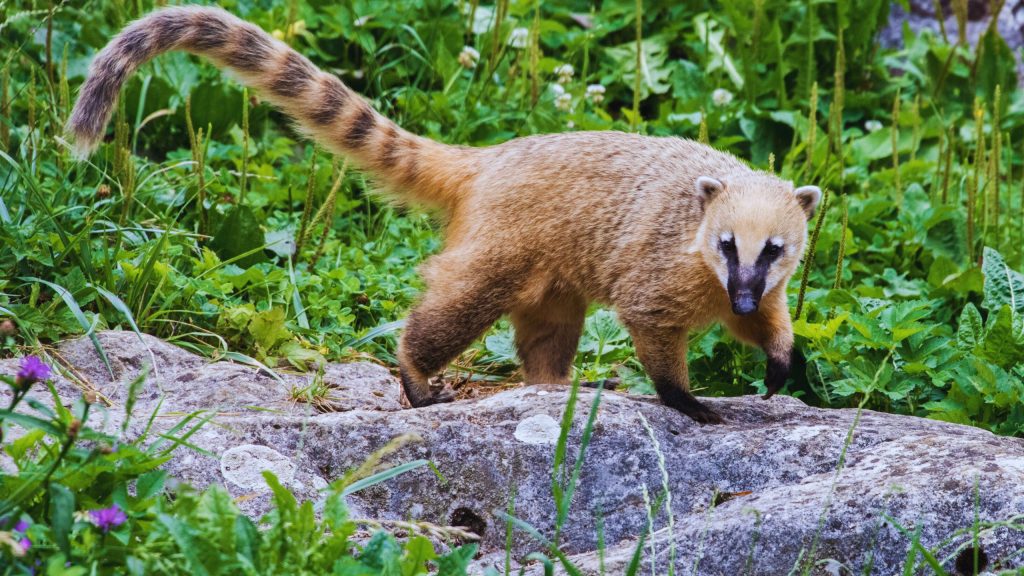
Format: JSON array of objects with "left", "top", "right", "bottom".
[
  {"left": 719, "top": 235, "right": 736, "bottom": 254},
  {"left": 762, "top": 241, "right": 783, "bottom": 260}
]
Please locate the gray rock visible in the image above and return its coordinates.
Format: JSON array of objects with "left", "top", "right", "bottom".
[
  {"left": 221, "top": 444, "right": 297, "bottom": 491},
  {"left": 3, "top": 331, "right": 1024, "bottom": 574}
]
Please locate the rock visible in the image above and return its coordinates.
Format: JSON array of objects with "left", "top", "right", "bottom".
[
  {"left": 221, "top": 444, "right": 297, "bottom": 491},
  {"left": 4, "top": 331, "right": 1024, "bottom": 574}
]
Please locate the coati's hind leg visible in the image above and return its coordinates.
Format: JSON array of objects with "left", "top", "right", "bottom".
[
  {"left": 510, "top": 293, "right": 586, "bottom": 385},
  {"left": 398, "top": 262, "right": 516, "bottom": 407},
  {"left": 628, "top": 326, "right": 723, "bottom": 424}
]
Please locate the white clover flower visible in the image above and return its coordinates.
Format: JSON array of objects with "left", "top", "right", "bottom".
[
  {"left": 555, "top": 93, "right": 573, "bottom": 112},
  {"left": 586, "top": 84, "right": 606, "bottom": 104},
  {"left": 549, "top": 83, "right": 566, "bottom": 97},
  {"left": 458, "top": 46, "right": 480, "bottom": 69},
  {"left": 554, "top": 64, "right": 574, "bottom": 84},
  {"left": 508, "top": 27, "right": 529, "bottom": 49},
  {"left": 865, "top": 120, "right": 883, "bottom": 133},
  {"left": 712, "top": 88, "right": 733, "bottom": 106}
]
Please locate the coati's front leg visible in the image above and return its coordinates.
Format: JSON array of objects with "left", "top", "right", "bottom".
[
  {"left": 722, "top": 290, "right": 795, "bottom": 399},
  {"left": 398, "top": 278, "right": 509, "bottom": 407},
  {"left": 629, "top": 326, "right": 723, "bottom": 424}
]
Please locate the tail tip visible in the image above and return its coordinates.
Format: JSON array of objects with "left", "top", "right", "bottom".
[{"left": 64, "top": 121, "right": 101, "bottom": 161}]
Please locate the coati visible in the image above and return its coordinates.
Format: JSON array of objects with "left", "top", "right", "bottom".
[{"left": 68, "top": 6, "right": 821, "bottom": 424}]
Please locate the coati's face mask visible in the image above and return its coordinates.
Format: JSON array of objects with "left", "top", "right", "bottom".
[{"left": 690, "top": 175, "right": 821, "bottom": 316}]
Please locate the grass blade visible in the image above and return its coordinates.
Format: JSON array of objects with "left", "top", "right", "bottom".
[{"left": 22, "top": 276, "right": 114, "bottom": 378}]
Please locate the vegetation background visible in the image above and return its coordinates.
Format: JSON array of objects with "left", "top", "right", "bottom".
[
  {"left": 4, "top": 0, "right": 1024, "bottom": 433},
  {"left": 2, "top": 0, "right": 1024, "bottom": 571}
]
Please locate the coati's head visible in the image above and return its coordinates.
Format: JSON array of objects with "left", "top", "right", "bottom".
[{"left": 690, "top": 173, "right": 821, "bottom": 316}]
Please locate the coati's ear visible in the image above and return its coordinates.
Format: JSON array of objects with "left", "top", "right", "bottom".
[
  {"left": 695, "top": 176, "right": 724, "bottom": 208},
  {"left": 794, "top": 185, "right": 822, "bottom": 220}
]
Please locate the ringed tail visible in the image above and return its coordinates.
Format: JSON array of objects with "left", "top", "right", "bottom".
[{"left": 67, "top": 5, "right": 474, "bottom": 209}]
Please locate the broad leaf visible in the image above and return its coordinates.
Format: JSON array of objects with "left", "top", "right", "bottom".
[
  {"left": 982, "top": 247, "right": 1024, "bottom": 315},
  {"left": 210, "top": 205, "right": 266, "bottom": 268}
]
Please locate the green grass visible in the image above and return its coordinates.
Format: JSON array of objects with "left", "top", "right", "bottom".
[{"left": 0, "top": 0, "right": 1023, "bottom": 432}]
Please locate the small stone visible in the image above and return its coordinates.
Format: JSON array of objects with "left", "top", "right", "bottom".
[
  {"left": 221, "top": 444, "right": 296, "bottom": 491},
  {"left": 513, "top": 414, "right": 561, "bottom": 445}
]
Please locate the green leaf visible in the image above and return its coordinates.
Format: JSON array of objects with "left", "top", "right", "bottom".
[
  {"left": 124, "top": 370, "right": 149, "bottom": 433},
  {"left": 484, "top": 328, "right": 518, "bottom": 363},
  {"left": 219, "top": 351, "right": 285, "bottom": 384},
  {"left": 49, "top": 483, "right": 75, "bottom": 556},
  {"left": 278, "top": 340, "right": 325, "bottom": 371},
  {"left": 956, "top": 303, "right": 984, "bottom": 353},
  {"left": 604, "top": 37, "right": 674, "bottom": 99},
  {"left": 247, "top": 307, "right": 291, "bottom": 353},
  {"left": 975, "top": 27, "right": 1017, "bottom": 101},
  {"left": 136, "top": 470, "right": 167, "bottom": 500},
  {"left": 977, "top": 306, "right": 1024, "bottom": 369},
  {"left": 21, "top": 277, "right": 114, "bottom": 378},
  {"left": 982, "top": 247, "right": 1024, "bottom": 315},
  {"left": 360, "top": 531, "right": 403, "bottom": 570},
  {"left": 341, "top": 459, "right": 430, "bottom": 496},
  {"left": 401, "top": 536, "right": 437, "bottom": 576},
  {"left": 234, "top": 515, "right": 261, "bottom": 571},
  {"left": 0, "top": 410, "right": 63, "bottom": 436},
  {"left": 157, "top": 513, "right": 210, "bottom": 576},
  {"left": 435, "top": 544, "right": 478, "bottom": 576},
  {"left": 793, "top": 313, "right": 849, "bottom": 340},
  {"left": 580, "top": 309, "right": 629, "bottom": 355},
  {"left": 210, "top": 205, "right": 267, "bottom": 268}
]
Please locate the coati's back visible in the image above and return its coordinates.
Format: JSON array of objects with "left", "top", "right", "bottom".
[{"left": 463, "top": 132, "right": 755, "bottom": 299}]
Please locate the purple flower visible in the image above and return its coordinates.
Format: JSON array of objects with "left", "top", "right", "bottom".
[
  {"left": 13, "top": 519, "right": 30, "bottom": 552},
  {"left": 15, "top": 356, "right": 50, "bottom": 388},
  {"left": 88, "top": 505, "right": 126, "bottom": 532}
]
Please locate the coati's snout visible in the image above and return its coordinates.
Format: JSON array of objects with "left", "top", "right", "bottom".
[
  {"left": 727, "top": 269, "right": 763, "bottom": 315},
  {"left": 721, "top": 236, "right": 771, "bottom": 316}
]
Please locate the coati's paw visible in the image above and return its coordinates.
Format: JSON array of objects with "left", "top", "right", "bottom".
[
  {"left": 410, "top": 387, "right": 457, "bottom": 407},
  {"left": 678, "top": 400, "right": 724, "bottom": 425},
  {"left": 581, "top": 377, "right": 621, "bottom": 391},
  {"left": 399, "top": 369, "right": 457, "bottom": 408},
  {"left": 662, "top": 393, "right": 724, "bottom": 425},
  {"left": 762, "top": 348, "right": 803, "bottom": 400}
]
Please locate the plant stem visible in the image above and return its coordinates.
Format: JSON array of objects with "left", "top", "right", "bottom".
[
  {"left": 632, "top": 0, "right": 643, "bottom": 131},
  {"left": 795, "top": 190, "right": 830, "bottom": 320}
]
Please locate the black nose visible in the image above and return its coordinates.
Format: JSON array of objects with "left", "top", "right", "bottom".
[{"left": 732, "top": 293, "right": 759, "bottom": 316}]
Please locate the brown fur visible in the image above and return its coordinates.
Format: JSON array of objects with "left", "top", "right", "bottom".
[{"left": 69, "top": 6, "right": 821, "bottom": 423}]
